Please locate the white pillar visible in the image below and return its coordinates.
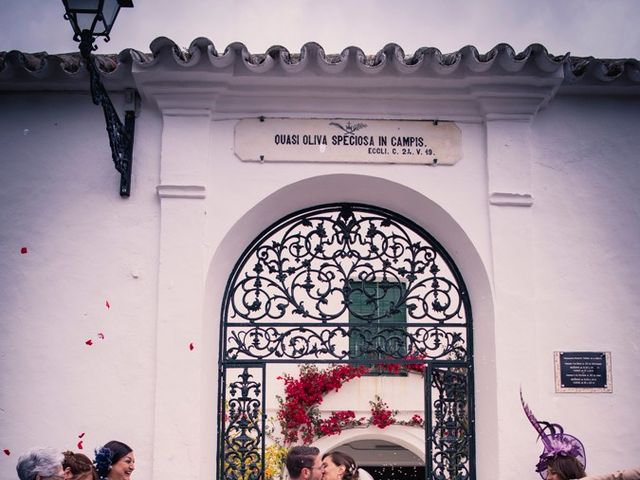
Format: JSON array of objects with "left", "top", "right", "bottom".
[
  {"left": 153, "top": 107, "right": 210, "bottom": 480},
  {"left": 486, "top": 118, "right": 537, "bottom": 476}
]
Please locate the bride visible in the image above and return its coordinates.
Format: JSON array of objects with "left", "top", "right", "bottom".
[{"left": 321, "top": 451, "right": 374, "bottom": 480}]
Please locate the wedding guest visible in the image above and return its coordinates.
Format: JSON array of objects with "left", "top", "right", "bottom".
[
  {"left": 546, "top": 455, "right": 586, "bottom": 480},
  {"left": 16, "top": 448, "right": 64, "bottom": 480},
  {"left": 285, "top": 446, "right": 322, "bottom": 480},
  {"left": 93, "top": 441, "right": 135, "bottom": 480},
  {"left": 62, "top": 451, "right": 97, "bottom": 480},
  {"left": 521, "top": 389, "right": 587, "bottom": 479}
]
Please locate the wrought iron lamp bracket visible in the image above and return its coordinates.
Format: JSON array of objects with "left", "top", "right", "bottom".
[{"left": 80, "top": 30, "right": 138, "bottom": 197}]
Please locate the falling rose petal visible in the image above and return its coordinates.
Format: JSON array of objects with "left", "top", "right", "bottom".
[
  {"left": 3, "top": 449, "right": 10, "bottom": 456},
  {"left": 85, "top": 339, "right": 93, "bottom": 346},
  {"left": 105, "top": 300, "right": 110, "bottom": 309},
  {"left": 77, "top": 440, "right": 83, "bottom": 450},
  {"left": 97, "top": 333, "right": 105, "bottom": 340},
  {"left": 78, "top": 432, "right": 85, "bottom": 439},
  {"left": 20, "top": 247, "right": 28, "bottom": 254},
  {"left": 189, "top": 342, "right": 195, "bottom": 351}
]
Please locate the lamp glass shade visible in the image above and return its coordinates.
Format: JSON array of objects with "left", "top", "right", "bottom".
[
  {"left": 75, "top": 12, "right": 99, "bottom": 33},
  {"left": 62, "top": 0, "right": 130, "bottom": 37},
  {"left": 101, "top": 0, "right": 121, "bottom": 31}
]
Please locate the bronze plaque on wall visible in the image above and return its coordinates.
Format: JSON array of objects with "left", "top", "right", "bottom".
[{"left": 554, "top": 351, "right": 612, "bottom": 393}]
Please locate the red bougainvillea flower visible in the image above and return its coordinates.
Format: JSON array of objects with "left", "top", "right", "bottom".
[
  {"left": 20, "top": 247, "right": 28, "bottom": 254},
  {"left": 317, "top": 410, "right": 356, "bottom": 437},
  {"left": 411, "top": 414, "right": 424, "bottom": 425},
  {"left": 277, "top": 364, "right": 369, "bottom": 444},
  {"left": 370, "top": 395, "right": 396, "bottom": 429},
  {"left": 3, "top": 449, "right": 10, "bottom": 456},
  {"left": 276, "top": 357, "right": 427, "bottom": 444},
  {"left": 85, "top": 339, "right": 93, "bottom": 346},
  {"left": 77, "top": 441, "right": 83, "bottom": 450}
]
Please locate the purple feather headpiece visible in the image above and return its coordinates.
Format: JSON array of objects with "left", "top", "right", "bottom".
[
  {"left": 93, "top": 446, "right": 113, "bottom": 480},
  {"left": 520, "top": 389, "right": 586, "bottom": 478}
]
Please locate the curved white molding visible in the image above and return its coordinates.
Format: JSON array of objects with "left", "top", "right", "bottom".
[{"left": 313, "top": 425, "right": 426, "bottom": 460}]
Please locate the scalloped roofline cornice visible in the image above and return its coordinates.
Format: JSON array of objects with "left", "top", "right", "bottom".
[{"left": 2, "top": 38, "right": 638, "bottom": 120}]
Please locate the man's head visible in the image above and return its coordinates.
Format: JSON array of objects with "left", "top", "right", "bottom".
[
  {"left": 16, "top": 448, "right": 64, "bottom": 480},
  {"left": 285, "top": 446, "right": 322, "bottom": 480}
]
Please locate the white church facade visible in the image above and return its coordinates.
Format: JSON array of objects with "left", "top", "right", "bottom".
[{"left": 1, "top": 40, "right": 639, "bottom": 480}]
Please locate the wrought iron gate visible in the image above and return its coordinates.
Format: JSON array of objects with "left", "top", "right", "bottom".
[{"left": 218, "top": 204, "right": 475, "bottom": 480}]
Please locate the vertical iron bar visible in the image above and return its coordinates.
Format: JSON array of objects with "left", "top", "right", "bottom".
[
  {"left": 424, "top": 365, "right": 433, "bottom": 480},
  {"left": 217, "top": 365, "right": 227, "bottom": 480},
  {"left": 467, "top": 364, "right": 476, "bottom": 480},
  {"left": 261, "top": 364, "right": 266, "bottom": 480}
]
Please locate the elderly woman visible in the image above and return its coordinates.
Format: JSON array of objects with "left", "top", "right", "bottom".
[{"left": 16, "top": 448, "right": 64, "bottom": 480}]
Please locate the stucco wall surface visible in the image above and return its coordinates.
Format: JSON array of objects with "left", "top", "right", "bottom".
[
  {"left": 1, "top": 83, "right": 639, "bottom": 480},
  {"left": 528, "top": 95, "right": 640, "bottom": 474},
  {"left": 0, "top": 92, "right": 162, "bottom": 479}
]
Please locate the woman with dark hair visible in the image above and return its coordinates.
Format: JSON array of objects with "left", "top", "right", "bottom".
[
  {"left": 93, "top": 441, "right": 135, "bottom": 480},
  {"left": 62, "top": 451, "right": 98, "bottom": 480},
  {"left": 521, "top": 390, "right": 587, "bottom": 479},
  {"left": 546, "top": 455, "right": 586, "bottom": 480},
  {"left": 322, "top": 451, "right": 359, "bottom": 480}
]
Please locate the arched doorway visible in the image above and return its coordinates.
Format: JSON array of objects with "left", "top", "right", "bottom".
[{"left": 218, "top": 203, "right": 475, "bottom": 480}]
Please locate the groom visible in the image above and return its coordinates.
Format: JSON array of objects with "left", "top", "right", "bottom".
[{"left": 285, "top": 446, "right": 323, "bottom": 480}]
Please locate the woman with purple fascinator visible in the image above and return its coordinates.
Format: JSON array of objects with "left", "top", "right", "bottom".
[{"left": 521, "top": 389, "right": 586, "bottom": 480}]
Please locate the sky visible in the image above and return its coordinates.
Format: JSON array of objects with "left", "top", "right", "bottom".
[{"left": 1, "top": 0, "right": 640, "bottom": 59}]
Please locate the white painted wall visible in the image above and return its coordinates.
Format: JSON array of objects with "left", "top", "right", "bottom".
[
  {"left": 0, "top": 92, "right": 162, "bottom": 477},
  {"left": 1, "top": 78, "right": 639, "bottom": 480}
]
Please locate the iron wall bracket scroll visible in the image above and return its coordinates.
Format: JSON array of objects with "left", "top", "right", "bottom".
[{"left": 79, "top": 30, "right": 138, "bottom": 197}]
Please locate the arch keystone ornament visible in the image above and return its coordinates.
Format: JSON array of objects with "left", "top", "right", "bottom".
[{"left": 218, "top": 204, "right": 475, "bottom": 480}]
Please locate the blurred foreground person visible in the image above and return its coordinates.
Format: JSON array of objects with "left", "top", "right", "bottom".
[{"left": 583, "top": 467, "right": 640, "bottom": 480}]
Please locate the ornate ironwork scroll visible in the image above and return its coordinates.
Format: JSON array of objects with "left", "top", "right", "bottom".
[
  {"left": 219, "top": 204, "right": 474, "bottom": 480},
  {"left": 427, "top": 367, "right": 473, "bottom": 480},
  {"left": 219, "top": 366, "right": 265, "bottom": 480},
  {"left": 223, "top": 204, "right": 469, "bottom": 362}
]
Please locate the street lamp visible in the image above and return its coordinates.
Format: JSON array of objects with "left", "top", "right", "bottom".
[{"left": 61, "top": 0, "right": 136, "bottom": 197}]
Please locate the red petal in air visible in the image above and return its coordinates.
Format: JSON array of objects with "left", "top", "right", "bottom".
[
  {"left": 85, "top": 339, "right": 93, "bottom": 346},
  {"left": 3, "top": 449, "right": 10, "bottom": 456},
  {"left": 105, "top": 300, "right": 110, "bottom": 309},
  {"left": 189, "top": 342, "right": 195, "bottom": 351},
  {"left": 77, "top": 440, "right": 83, "bottom": 450},
  {"left": 97, "top": 333, "right": 105, "bottom": 340},
  {"left": 20, "top": 247, "right": 28, "bottom": 254},
  {"left": 78, "top": 432, "right": 85, "bottom": 438}
]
